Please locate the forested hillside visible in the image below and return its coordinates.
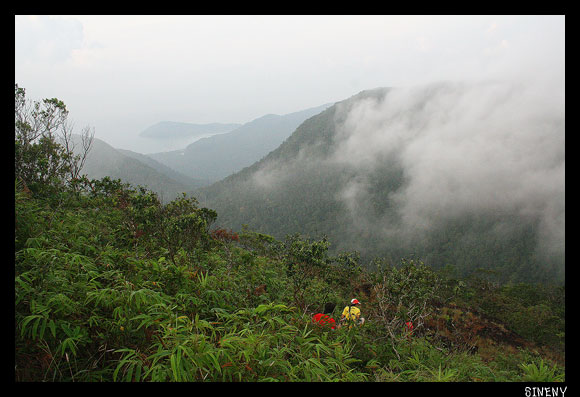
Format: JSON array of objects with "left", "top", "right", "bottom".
[
  {"left": 197, "top": 83, "right": 565, "bottom": 285},
  {"left": 72, "top": 136, "right": 203, "bottom": 203},
  {"left": 15, "top": 84, "right": 565, "bottom": 383}
]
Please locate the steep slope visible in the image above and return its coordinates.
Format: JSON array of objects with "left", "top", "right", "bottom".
[
  {"left": 77, "top": 136, "right": 198, "bottom": 202},
  {"left": 197, "top": 83, "right": 565, "bottom": 284},
  {"left": 118, "top": 148, "right": 206, "bottom": 188},
  {"left": 148, "top": 103, "right": 332, "bottom": 183}
]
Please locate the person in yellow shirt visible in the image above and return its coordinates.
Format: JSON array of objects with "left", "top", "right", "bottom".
[{"left": 339, "top": 298, "right": 365, "bottom": 328}]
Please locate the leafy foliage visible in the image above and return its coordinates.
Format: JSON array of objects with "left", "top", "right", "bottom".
[{"left": 14, "top": 87, "right": 564, "bottom": 382}]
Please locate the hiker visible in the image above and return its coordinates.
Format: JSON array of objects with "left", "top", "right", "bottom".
[
  {"left": 312, "top": 302, "right": 337, "bottom": 330},
  {"left": 339, "top": 298, "right": 365, "bottom": 328},
  {"left": 312, "top": 312, "right": 336, "bottom": 330},
  {"left": 405, "top": 321, "right": 414, "bottom": 339}
]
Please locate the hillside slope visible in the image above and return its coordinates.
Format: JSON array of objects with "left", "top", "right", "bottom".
[
  {"left": 118, "top": 148, "right": 205, "bottom": 189},
  {"left": 197, "top": 83, "right": 565, "bottom": 284},
  {"left": 15, "top": 179, "right": 565, "bottom": 382},
  {"left": 76, "top": 136, "right": 199, "bottom": 202}
]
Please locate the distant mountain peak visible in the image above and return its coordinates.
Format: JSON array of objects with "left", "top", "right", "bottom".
[
  {"left": 139, "top": 121, "right": 242, "bottom": 139},
  {"left": 147, "top": 103, "right": 333, "bottom": 183}
]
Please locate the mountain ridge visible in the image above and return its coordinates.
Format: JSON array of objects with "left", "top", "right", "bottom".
[
  {"left": 196, "top": 83, "right": 565, "bottom": 284},
  {"left": 147, "top": 103, "right": 333, "bottom": 183},
  {"left": 73, "top": 135, "right": 200, "bottom": 202},
  {"left": 139, "top": 121, "right": 242, "bottom": 139}
]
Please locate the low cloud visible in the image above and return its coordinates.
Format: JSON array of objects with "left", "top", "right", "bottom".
[{"left": 331, "top": 80, "right": 564, "bottom": 261}]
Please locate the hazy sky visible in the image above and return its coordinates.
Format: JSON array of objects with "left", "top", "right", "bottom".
[{"left": 15, "top": 15, "right": 565, "bottom": 153}]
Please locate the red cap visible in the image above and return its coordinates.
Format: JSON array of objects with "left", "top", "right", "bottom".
[{"left": 351, "top": 299, "right": 360, "bottom": 305}]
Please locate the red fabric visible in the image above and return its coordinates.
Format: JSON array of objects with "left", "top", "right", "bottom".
[{"left": 312, "top": 313, "right": 336, "bottom": 329}]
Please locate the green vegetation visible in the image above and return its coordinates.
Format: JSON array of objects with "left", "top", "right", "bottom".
[{"left": 15, "top": 86, "right": 565, "bottom": 382}]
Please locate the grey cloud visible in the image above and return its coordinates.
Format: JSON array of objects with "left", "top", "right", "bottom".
[{"left": 331, "top": 80, "right": 564, "bottom": 260}]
